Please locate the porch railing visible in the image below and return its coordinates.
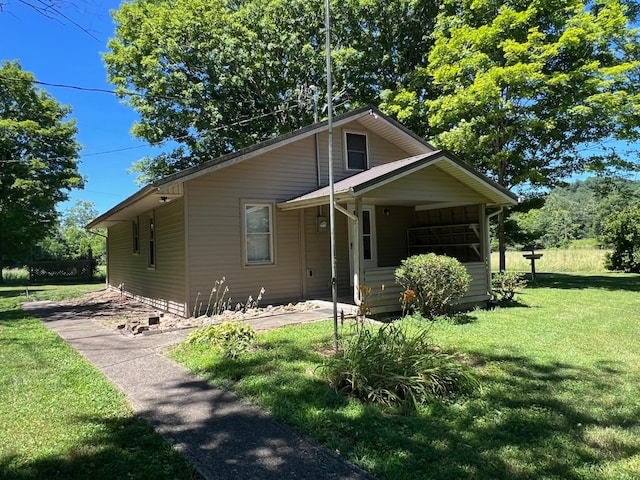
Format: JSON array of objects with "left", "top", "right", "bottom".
[{"left": 362, "top": 262, "right": 491, "bottom": 314}]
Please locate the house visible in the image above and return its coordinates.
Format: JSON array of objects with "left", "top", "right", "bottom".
[{"left": 87, "top": 106, "right": 518, "bottom": 316}]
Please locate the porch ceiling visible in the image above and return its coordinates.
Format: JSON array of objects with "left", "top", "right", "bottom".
[{"left": 277, "top": 151, "right": 518, "bottom": 211}]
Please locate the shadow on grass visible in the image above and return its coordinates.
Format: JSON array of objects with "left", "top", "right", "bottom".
[
  {"left": 0, "top": 288, "right": 48, "bottom": 300},
  {"left": 182, "top": 338, "right": 640, "bottom": 480},
  {"left": 0, "top": 415, "right": 201, "bottom": 480},
  {"left": 527, "top": 273, "right": 640, "bottom": 292}
]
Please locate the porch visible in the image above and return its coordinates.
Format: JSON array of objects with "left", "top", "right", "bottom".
[
  {"left": 278, "top": 151, "right": 518, "bottom": 314},
  {"left": 362, "top": 263, "right": 491, "bottom": 314}
]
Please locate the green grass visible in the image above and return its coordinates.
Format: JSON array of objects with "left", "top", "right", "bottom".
[
  {"left": 170, "top": 272, "right": 640, "bottom": 480},
  {"left": 493, "top": 248, "right": 610, "bottom": 273},
  {"left": 0, "top": 283, "right": 199, "bottom": 480}
]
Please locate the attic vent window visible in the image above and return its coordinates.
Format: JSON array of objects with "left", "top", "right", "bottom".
[{"left": 345, "top": 132, "right": 368, "bottom": 170}]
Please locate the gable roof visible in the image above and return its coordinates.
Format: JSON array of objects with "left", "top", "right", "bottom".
[
  {"left": 154, "top": 105, "right": 434, "bottom": 190},
  {"left": 278, "top": 150, "right": 518, "bottom": 211},
  {"left": 87, "top": 105, "right": 434, "bottom": 228},
  {"left": 87, "top": 106, "right": 517, "bottom": 229}
]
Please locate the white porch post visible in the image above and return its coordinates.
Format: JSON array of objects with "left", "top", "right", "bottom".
[
  {"left": 335, "top": 203, "right": 360, "bottom": 307},
  {"left": 355, "top": 198, "right": 364, "bottom": 302}
]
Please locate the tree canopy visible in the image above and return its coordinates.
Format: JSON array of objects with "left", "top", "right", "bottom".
[
  {"left": 104, "top": 0, "right": 437, "bottom": 183},
  {"left": 0, "top": 60, "right": 83, "bottom": 279},
  {"left": 383, "top": 0, "right": 640, "bottom": 191},
  {"left": 35, "top": 200, "right": 106, "bottom": 264},
  {"left": 381, "top": 0, "right": 640, "bottom": 268}
]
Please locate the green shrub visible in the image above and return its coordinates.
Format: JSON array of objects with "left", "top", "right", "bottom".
[
  {"left": 320, "top": 322, "right": 478, "bottom": 410},
  {"left": 602, "top": 206, "right": 640, "bottom": 273},
  {"left": 492, "top": 271, "right": 527, "bottom": 301},
  {"left": 395, "top": 254, "right": 471, "bottom": 318},
  {"left": 186, "top": 321, "right": 256, "bottom": 358}
]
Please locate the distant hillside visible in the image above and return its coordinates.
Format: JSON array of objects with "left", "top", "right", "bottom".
[{"left": 507, "top": 177, "right": 640, "bottom": 249}]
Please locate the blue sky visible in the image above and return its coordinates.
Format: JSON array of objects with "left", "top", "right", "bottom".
[{"left": 1, "top": 0, "right": 162, "bottom": 215}]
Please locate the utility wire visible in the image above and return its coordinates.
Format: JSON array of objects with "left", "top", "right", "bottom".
[
  {"left": 0, "top": 74, "right": 184, "bottom": 102},
  {"left": 0, "top": 105, "right": 306, "bottom": 163},
  {"left": 0, "top": 72, "right": 317, "bottom": 163}
]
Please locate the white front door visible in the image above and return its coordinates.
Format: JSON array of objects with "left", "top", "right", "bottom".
[{"left": 349, "top": 205, "right": 377, "bottom": 284}]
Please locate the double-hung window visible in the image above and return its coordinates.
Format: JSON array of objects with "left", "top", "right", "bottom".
[
  {"left": 132, "top": 217, "right": 140, "bottom": 253},
  {"left": 345, "top": 132, "right": 368, "bottom": 170},
  {"left": 244, "top": 203, "right": 274, "bottom": 265},
  {"left": 148, "top": 216, "right": 156, "bottom": 268}
]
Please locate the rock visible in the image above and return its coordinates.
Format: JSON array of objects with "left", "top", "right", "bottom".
[{"left": 133, "top": 324, "right": 149, "bottom": 334}]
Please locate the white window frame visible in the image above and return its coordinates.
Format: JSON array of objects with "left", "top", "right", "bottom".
[
  {"left": 148, "top": 214, "right": 156, "bottom": 269},
  {"left": 132, "top": 217, "right": 140, "bottom": 254},
  {"left": 242, "top": 201, "right": 275, "bottom": 266},
  {"left": 344, "top": 131, "right": 369, "bottom": 171},
  {"left": 348, "top": 204, "right": 378, "bottom": 285}
]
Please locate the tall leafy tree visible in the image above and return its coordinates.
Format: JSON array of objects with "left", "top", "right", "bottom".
[
  {"left": 104, "top": 0, "right": 438, "bottom": 184},
  {"left": 0, "top": 60, "right": 83, "bottom": 281},
  {"left": 381, "top": 0, "right": 640, "bottom": 269},
  {"left": 35, "top": 201, "right": 106, "bottom": 264}
]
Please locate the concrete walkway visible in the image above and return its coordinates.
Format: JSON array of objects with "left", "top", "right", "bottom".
[{"left": 21, "top": 301, "right": 374, "bottom": 480}]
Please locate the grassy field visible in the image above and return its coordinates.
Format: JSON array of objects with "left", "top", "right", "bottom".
[
  {"left": 0, "top": 283, "right": 199, "bottom": 480},
  {"left": 493, "top": 248, "right": 610, "bottom": 273},
  {"left": 171, "top": 272, "right": 640, "bottom": 480}
]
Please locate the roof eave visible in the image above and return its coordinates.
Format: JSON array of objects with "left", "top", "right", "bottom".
[{"left": 86, "top": 185, "right": 156, "bottom": 229}]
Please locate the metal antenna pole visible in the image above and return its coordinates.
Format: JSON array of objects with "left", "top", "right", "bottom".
[{"left": 325, "top": 0, "right": 338, "bottom": 350}]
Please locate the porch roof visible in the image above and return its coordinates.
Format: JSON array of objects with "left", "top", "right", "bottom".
[{"left": 277, "top": 150, "right": 519, "bottom": 211}]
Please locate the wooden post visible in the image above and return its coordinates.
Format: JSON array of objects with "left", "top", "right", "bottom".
[{"left": 522, "top": 246, "right": 543, "bottom": 282}]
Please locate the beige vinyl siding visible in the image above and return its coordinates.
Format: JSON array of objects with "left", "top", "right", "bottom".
[
  {"left": 185, "top": 137, "right": 319, "bottom": 311},
  {"left": 106, "top": 198, "right": 186, "bottom": 316},
  {"left": 303, "top": 207, "right": 332, "bottom": 298},
  {"left": 303, "top": 207, "right": 350, "bottom": 299},
  {"left": 315, "top": 126, "right": 414, "bottom": 186},
  {"left": 98, "top": 113, "right": 509, "bottom": 317},
  {"left": 464, "top": 262, "right": 490, "bottom": 298},
  {"left": 367, "top": 165, "right": 488, "bottom": 204}
]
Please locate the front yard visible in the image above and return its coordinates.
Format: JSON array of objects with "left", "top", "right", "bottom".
[
  {"left": 2, "top": 273, "right": 639, "bottom": 479},
  {"left": 171, "top": 273, "right": 640, "bottom": 480},
  {"left": 0, "top": 284, "right": 199, "bottom": 480}
]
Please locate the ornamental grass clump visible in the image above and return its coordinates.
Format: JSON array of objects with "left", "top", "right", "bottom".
[
  {"left": 320, "top": 322, "right": 478, "bottom": 410},
  {"left": 395, "top": 254, "right": 471, "bottom": 319},
  {"left": 186, "top": 321, "right": 256, "bottom": 358}
]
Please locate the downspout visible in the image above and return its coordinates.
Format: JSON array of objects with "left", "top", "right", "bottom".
[
  {"left": 312, "top": 85, "right": 322, "bottom": 189},
  {"left": 334, "top": 203, "right": 361, "bottom": 307}
]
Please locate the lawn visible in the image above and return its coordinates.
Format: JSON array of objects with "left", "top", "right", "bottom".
[
  {"left": 170, "top": 272, "right": 640, "bottom": 480},
  {"left": 0, "top": 283, "right": 199, "bottom": 480}
]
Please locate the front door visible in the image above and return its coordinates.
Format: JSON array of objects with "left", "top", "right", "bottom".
[{"left": 349, "top": 205, "right": 377, "bottom": 285}]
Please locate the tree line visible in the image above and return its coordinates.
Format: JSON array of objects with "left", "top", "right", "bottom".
[{"left": 507, "top": 176, "right": 640, "bottom": 249}]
